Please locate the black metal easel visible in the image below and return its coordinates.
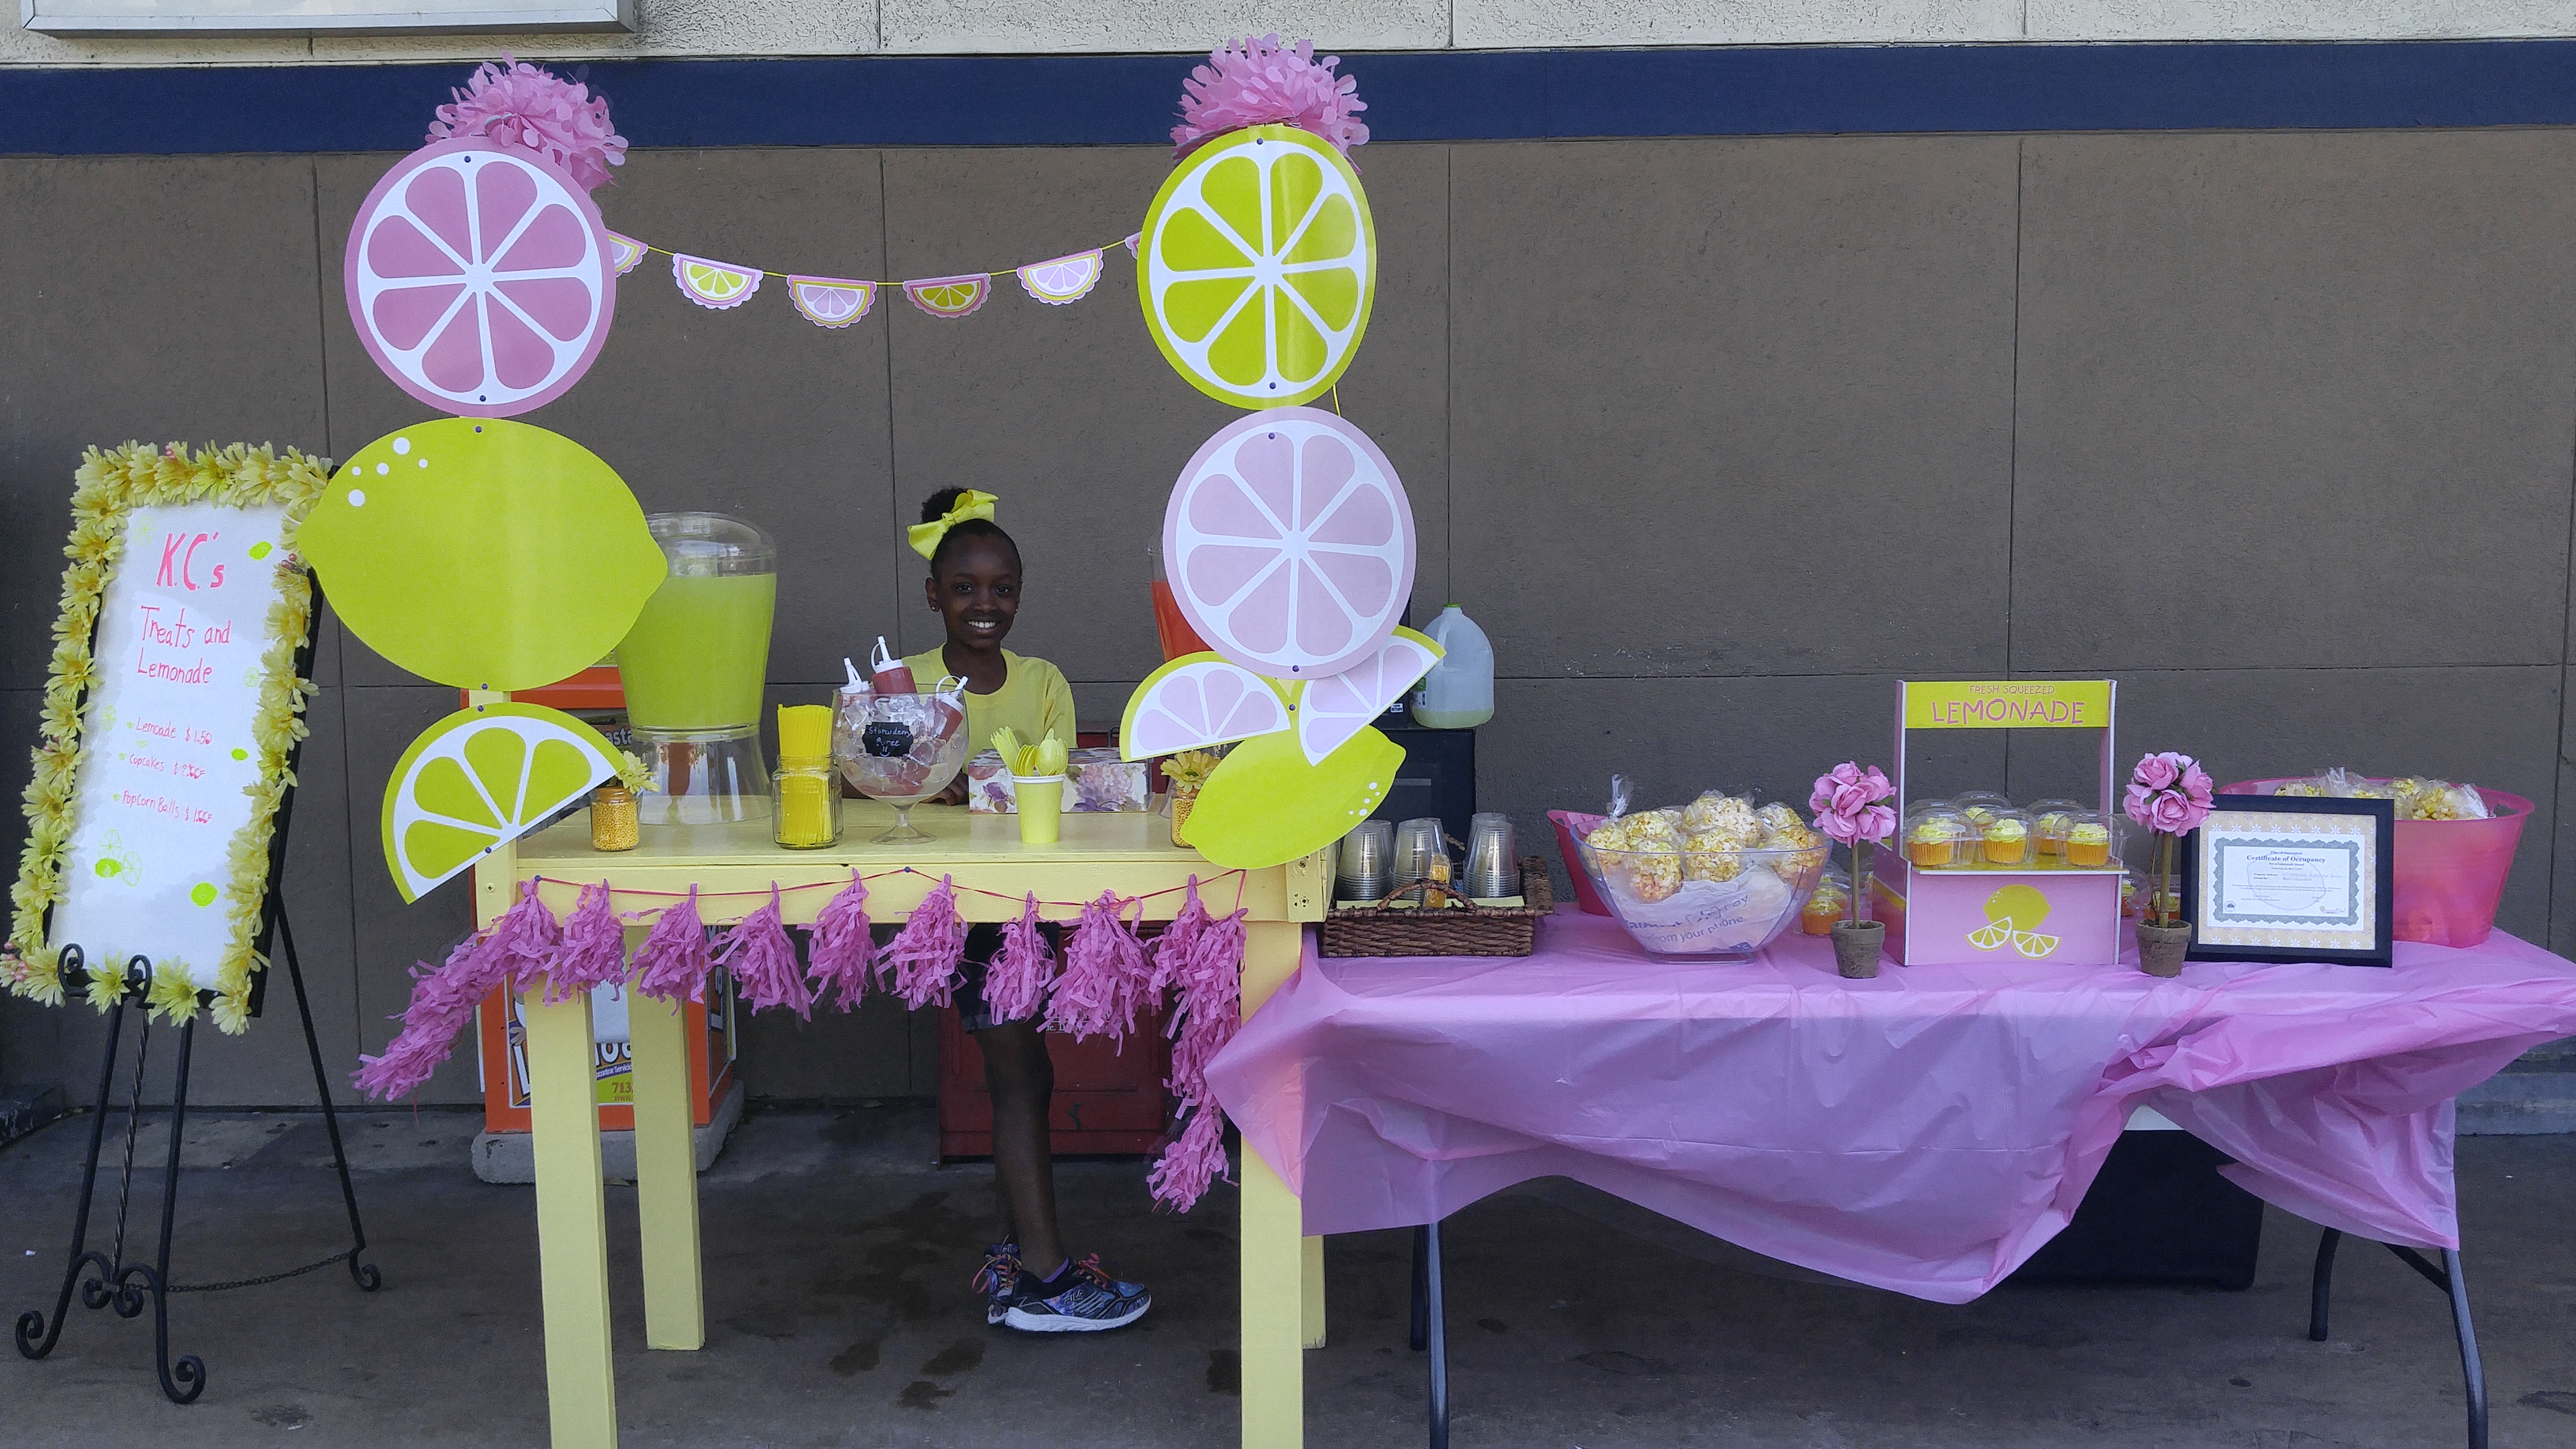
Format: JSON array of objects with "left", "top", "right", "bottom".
[{"left": 13, "top": 580, "right": 379, "bottom": 1404}]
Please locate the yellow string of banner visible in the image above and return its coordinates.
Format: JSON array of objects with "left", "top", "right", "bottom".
[{"left": 613, "top": 231, "right": 1144, "bottom": 325}]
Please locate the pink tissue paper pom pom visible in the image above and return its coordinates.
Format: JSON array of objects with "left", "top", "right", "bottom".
[
  {"left": 428, "top": 54, "right": 628, "bottom": 193},
  {"left": 1171, "top": 34, "right": 1369, "bottom": 161}
]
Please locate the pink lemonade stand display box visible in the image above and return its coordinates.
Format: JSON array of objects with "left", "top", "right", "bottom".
[{"left": 1871, "top": 680, "right": 2125, "bottom": 968}]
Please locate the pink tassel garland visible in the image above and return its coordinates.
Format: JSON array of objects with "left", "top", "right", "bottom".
[
  {"left": 881, "top": 876, "right": 966, "bottom": 1010},
  {"left": 1151, "top": 890, "right": 1250, "bottom": 1211},
  {"left": 1147, "top": 1098, "right": 1232, "bottom": 1211},
  {"left": 354, "top": 923, "right": 521, "bottom": 1101},
  {"left": 981, "top": 894, "right": 1057, "bottom": 1025},
  {"left": 1045, "top": 891, "right": 1152, "bottom": 1041},
  {"left": 545, "top": 882, "right": 627, "bottom": 1004},
  {"left": 719, "top": 885, "right": 811, "bottom": 1019},
  {"left": 630, "top": 886, "right": 714, "bottom": 1003},
  {"left": 805, "top": 871, "right": 876, "bottom": 1012}
]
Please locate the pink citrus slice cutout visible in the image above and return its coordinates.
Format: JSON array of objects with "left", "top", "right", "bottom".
[
  {"left": 343, "top": 138, "right": 617, "bottom": 418},
  {"left": 905, "top": 274, "right": 991, "bottom": 319},
  {"left": 1118, "top": 653, "right": 1292, "bottom": 760},
  {"left": 1294, "top": 627, "right": 1441, "bottom": 765},
  {"left": 789, "top": 275, "right": 876, "bottom": 328},
  {"left": 1163, "top": 407, "right": 1417, "bottom": 681},
  {"left": 673, "top": 254, "right": 762, "bottom": 310},
  {"left": 1017, "top": 250, "right": 1103, "bottom": 306},
  {"left": 607, "top": 231, "right": 645, "bottom": 276}
]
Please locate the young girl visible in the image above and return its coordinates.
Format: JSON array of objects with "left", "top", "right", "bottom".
[{"left": 903, "top": 486, "right": 1152, "bottom": 1334}]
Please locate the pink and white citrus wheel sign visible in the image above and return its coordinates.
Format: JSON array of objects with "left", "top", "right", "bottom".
[
  {"left": 1162, "top": 407, "right": 1415, "bottom": 680},
  {"left": 344, "top": 139, "right": 618, "bottom": 418},
  {"left": 1119, "top": 654, "right": 1291, "bottom": 759}
]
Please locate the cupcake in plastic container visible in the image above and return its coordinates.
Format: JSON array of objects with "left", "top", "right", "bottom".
[
  {"left": 1904, "top": 804, "right": 1970, "bottom": 869},
  {"left": 2064, "top": 812, "right": 2114, "bottom": 867},
  {"left": 1980, "top": 809, "right": 2034, "bottom": 867}
]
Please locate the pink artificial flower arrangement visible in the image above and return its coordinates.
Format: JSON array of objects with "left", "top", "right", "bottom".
[
  {"left": 1171, "top": 35, "right": 1369, "bottom": 161},
  {"left": 2124, "top": 751, "right": 2215, "bottom": 927},
  {"left": 1811, "top": 762, "right": 1896, "bottom": 926},
  {"left": 428, "top": 55, "right": 628, "bottom": 193}
]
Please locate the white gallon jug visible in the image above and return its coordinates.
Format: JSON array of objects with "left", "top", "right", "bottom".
[{"left": 1412, "top": 605, "right": 1494, "bottom": 729}]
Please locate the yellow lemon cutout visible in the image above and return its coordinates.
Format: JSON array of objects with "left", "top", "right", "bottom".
[
  {"left": 1138, "top": 125, "right": 1376, "bottom": 409},
  {"left": 1969, "top": 883, "right": 2062, "bottom": 957},
  {"left": 1183, "top": 725, "right": 1401, "bottom": 870},
  {"left": 380, "top": 703, "right": 622, "bottom": 902},
  {"left": 299, "top": 419, "right": 666, "bottom": 692}
]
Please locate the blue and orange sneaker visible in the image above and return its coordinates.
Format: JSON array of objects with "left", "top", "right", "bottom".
[
  {"left": 971, "top": 1241, "right": 1022, "bottom": 1326},
  {"left": 1002, "top": 1253, "right": 1151, "bottom": 1334}
]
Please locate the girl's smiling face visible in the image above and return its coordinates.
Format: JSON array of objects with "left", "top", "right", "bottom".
[{"left": 925, "top": 533, "right": 1020, "bottom": 655}]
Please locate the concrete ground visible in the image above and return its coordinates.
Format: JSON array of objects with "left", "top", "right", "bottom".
[{"left": 3, "top": 1105, "right": 2574, "bottom": 1448}]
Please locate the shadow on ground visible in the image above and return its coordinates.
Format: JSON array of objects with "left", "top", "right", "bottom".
[{"left": 3, "top": 1103, "right": 2573, "bottom": 1447}]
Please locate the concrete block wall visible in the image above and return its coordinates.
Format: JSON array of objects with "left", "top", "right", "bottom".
[{"left": 4, "top": 127, "right": 2573, "bottom": 1108}]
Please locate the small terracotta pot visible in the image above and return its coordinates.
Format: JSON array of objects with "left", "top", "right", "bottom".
[
  {"left": 1831, "top": 920, "right": 1886, "bottom": 980},
  {"left": 2136, "top": 921, "right": 2192, "bottom": 978}
]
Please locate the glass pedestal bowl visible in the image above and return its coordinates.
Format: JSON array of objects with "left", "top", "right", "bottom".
[
  {"left": 837, "top": 690, "right": 970, "bottom": 843},
  {"left": 1570, "top": 819, "right": 1828, "bottom": 961}
]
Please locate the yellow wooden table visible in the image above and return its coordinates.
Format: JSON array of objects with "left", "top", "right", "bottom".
[{"left": 479, "top": 800, "right": 1329, "bottom": 1449}]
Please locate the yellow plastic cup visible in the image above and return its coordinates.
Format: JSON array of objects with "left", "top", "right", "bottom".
[{"left": 1014, "top": 774, "right": 1064, "bottom": 844}]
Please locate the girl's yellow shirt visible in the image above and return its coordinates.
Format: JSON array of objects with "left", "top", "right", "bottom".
[{"left": 901, "top": 646, "right": 1078, "bottom": 749}]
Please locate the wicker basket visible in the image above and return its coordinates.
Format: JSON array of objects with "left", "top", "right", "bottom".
[{"left": 1318, "top": 855, "right": 1554, "bottom": 958}]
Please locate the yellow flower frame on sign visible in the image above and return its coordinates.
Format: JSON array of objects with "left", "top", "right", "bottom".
[{"left": 4, "top": 443, "right": 327, "bottom": 1034}]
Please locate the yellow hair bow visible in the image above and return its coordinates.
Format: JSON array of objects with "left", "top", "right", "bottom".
[{"left": 907, "top": 489, "right": 999, "bottom": 560}]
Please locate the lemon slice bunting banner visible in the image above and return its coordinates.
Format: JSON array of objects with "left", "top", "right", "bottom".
[
  {"left": 789, "top": 275, "right": 876, "bottom": 328},
  {"left": 607, "top": 231, "right": 645, "bottom": 276},
  {"left": 1017, "top": 250, "right": 1105, "bottom": 306},
  {"left": 904, "top": 274, "right": 993, "bottom": 319},
  {"left": 673, "top": 253, "right": 763, "bottom": 310},
  {"left": 382, "top": 703, "right": 625, "bottom": 903}
]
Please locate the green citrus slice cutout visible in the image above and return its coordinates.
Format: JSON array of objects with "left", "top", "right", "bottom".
[
  {"left": 300, "top": 418, "right": 667, "bottom": 692},
  {"left": 1182, "top": 724, "right": 1401, "bottom": 870},
  {"left": 1138, "top": 124, "right": 1376, "bottom": 409},
  {"left": 380, "top": 702, "right": 621, "bottom": 902}
]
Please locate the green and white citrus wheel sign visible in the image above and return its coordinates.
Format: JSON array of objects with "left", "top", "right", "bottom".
[
  {"left": 1138, "top": 124, "right": 1376, "bottom": 409},
  {"left": 381, "top": 702, "right": 622, "bottom": 903}
]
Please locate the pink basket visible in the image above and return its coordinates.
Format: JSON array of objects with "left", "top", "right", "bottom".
[
  {"left": 2223, "top": 779, "right": 2531, "bottom": 948},
  {"left": 1546, "top": 810, "right": 1612, "bottom": 916}
]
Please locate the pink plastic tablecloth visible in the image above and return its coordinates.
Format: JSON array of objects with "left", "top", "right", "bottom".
[{"left": 1208, "top": 908, "right": 2576, "bottom": 1304}]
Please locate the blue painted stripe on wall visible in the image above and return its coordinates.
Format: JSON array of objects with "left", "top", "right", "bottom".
[{"left": 7, "top": 41, "right": 2576, "bottom": 156}]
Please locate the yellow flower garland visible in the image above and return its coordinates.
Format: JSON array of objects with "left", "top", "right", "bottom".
[{"left": 7, "top": 443, "right": 327, "bottom": 1032}]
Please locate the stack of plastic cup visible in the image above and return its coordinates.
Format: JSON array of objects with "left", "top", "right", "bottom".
[
  {"left": 1394, "top": 818, "right": 1450, "bottom": 889},
  {"left": 1464, "top": 813, "right": 1518, "bottom": 898},
  {"left": 1336, "top": 820, "right": 1393, "bottom": 902}
]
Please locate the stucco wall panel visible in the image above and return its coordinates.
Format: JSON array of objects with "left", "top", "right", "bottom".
[
  {"left": 1454, "top": 0, "right": 2017, "bottom": 48},
  {"left": 2012, "top": 130, "right": 2576, "bottom": 674},
  {"left": 1448, "top": 135, "right": 2019, "bottom": 681},
  {"left": 2028, "top": 2, "right": 2576, "bottom": 41}
]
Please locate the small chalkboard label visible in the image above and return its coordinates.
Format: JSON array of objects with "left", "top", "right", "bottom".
[{"left": 862, "top": 721, "right": 913, "bottom": 758}]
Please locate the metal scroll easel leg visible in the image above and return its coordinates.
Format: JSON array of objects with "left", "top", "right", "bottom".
[
  {"left": 273, "top": 902, "right": 380, "bottom": 1292},
  {"left": 15, "top": 946, "right": 125, "bottom": 1362},
  {"left": 2306, "top": 1227, "right": 2487, "bottom": 1449}
]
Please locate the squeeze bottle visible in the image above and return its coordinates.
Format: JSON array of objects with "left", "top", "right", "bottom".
[
  {"left": 1412, "top": 605, "right": 1495, "bottom": 729},
  {"left": 869, "top": 636, "right": 918, "bottom": 695}
]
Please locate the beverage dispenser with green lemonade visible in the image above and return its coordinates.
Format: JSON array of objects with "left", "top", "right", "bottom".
[{"left": 618, "top": 513, "right": 777, "bottom": 824}]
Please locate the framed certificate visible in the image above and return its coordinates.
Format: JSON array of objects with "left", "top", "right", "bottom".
[{"left": 2180, "top": 795, "right": 2394, "bottom": 966}]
